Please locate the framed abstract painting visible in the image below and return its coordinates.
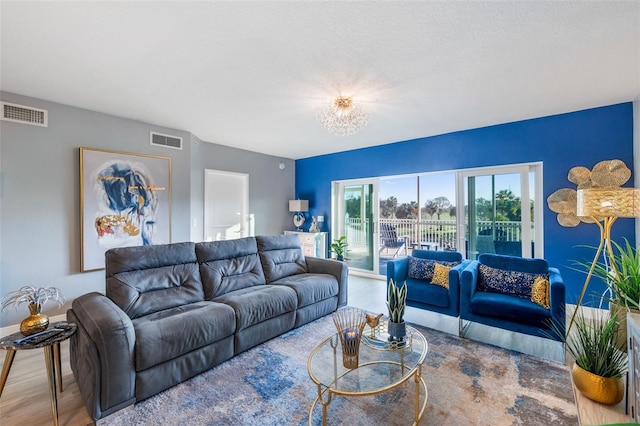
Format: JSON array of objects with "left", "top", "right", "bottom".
[{"left": 80, "top": 147, "right": 172, "bottom": 272}]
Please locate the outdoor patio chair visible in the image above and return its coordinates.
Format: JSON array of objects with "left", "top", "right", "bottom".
[{"left": 379, "top": 223, "right": 408, "bottom": 258}]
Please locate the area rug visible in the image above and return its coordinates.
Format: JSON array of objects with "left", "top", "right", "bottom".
[{"left": 97, "top": 314, "right": 578, "bottom": 425}]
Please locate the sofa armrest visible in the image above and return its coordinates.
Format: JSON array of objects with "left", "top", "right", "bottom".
[
  {"left": 387, "top": 257, "right": 409, "bottom": 284},
  {"left": 460, "top": 261, "right": 480, "bottom": 313},
  {"left": 68, "top": 292, "right": 136, "bottom": 420},
  {"left": 306, "top": 257, "right": 349, "bottom": 307},
  {"left": 548, "top": 267, "right": 566, "bottom": 338}
]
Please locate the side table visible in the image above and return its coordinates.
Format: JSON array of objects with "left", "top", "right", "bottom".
[{"left": 0, "top": 321, "right": 77, "bottom": 426}]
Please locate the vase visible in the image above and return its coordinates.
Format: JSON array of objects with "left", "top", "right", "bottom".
[
  {"left": 571, "top": 363, "right": 624, "bottom": 405},
  {"left": 387, "top": 320, "right": 406, "bottom": 341},
  {"left": 20, "top": 303, "right": 49, "bottom": 336}
]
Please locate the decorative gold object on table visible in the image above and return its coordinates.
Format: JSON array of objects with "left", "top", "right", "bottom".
[
  {"left": 571, "top": 363, "right": 625, "bottom": 405},
  {"left": 332, "top": 307, "right": 366, "bottom": 369},
  {"left": 1, "top": 286, "right": 66, "bottom": 336},
  {"left": 365, "top": 313, "right": 383, "bottom": 337},
  {"left": 20, "top": 303, "right": 50, "bottom": 336}
]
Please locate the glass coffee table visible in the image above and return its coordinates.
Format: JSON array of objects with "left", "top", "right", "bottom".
[{"left": 307, "top": 320, "right": 428, "bottom": 425}]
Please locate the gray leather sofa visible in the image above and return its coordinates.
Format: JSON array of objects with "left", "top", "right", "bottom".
[{"left": 67, "top": 234, "right": 348, "bottom": 420}]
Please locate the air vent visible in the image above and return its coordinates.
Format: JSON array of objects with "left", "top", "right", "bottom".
[
  {"left": 1, "top": 102, "right": 48, "bottom": 127},
  {"left": 150, "top": 132, "right": 183, "bottom": 150}
]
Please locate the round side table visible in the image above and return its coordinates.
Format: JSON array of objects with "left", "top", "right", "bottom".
[{"left": 0, "top": 321, "right": 77, "bottom": 426}]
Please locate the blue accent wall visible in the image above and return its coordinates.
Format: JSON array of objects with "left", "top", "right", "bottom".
[{"left": 296, "top": 102, "right": 635, "bottom": 305}]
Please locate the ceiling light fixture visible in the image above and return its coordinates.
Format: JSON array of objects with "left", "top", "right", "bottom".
[{"left": 317, "top": 96, "right": 368, "bottom": 136}]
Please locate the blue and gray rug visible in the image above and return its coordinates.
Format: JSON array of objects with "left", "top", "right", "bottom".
[{"left": 98, "top": 314, "right": 577, "bottom": 425}]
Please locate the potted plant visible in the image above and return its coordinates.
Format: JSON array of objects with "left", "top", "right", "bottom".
[
  {"left": 585, "top": 239, "right": 640, "bottom": 349},
  {"left": 330, "top": 235, "right": 349, "bottom": 261},
  {"left": 556, "top": 308, "right": 627, "bottom": 405},
  {"left": 386, "top": 278, "right": 407, "bottom": 341},
  {"left": 1, "top": 286, "right": 65, "bottom": 336}
]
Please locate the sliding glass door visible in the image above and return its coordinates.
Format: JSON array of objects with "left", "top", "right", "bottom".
[
  {"left": 333, "top": 180, "right": 378, "bottom": 274},
  {"left": 461, "top": 164, "right": 541, "bottom": 260}
]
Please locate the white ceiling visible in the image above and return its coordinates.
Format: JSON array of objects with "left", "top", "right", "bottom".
[{"left": 1, "top": 1, "right": 639, "bottom": 159}]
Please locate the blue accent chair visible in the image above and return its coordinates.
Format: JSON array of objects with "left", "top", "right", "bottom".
[
  {"left": 460, "top": 254, "right": 566, "bottom": 342},
  {"left": 387, "top": 249, "right": 471, "bottom": 317}
]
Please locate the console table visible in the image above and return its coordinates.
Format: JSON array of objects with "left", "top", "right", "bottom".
[{"left": 284, "top": 231, "right": 328, "bottom": 258}]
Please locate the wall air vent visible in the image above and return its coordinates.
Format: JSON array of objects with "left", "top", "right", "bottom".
[
  {"left": 150, "top": 132, "right": 183, "bottom": 150},
  {"left": 1, "top": 102, "right": 48, "bottom": 127}
]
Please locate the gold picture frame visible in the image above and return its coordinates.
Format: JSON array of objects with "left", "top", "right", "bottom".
[{"left": 80, "top": 147, "right": 172, "bottom": 272}]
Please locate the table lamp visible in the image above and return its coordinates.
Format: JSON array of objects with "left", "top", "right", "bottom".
[{"left": 289, "top": 200, "right": 309, "bottom": 231}]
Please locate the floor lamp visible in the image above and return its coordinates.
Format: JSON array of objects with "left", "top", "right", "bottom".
[{"left": 567, "top": 187, "right": 640, "bottom": 335}]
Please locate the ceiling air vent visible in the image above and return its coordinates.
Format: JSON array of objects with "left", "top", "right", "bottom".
[
  {"left": 150, "top": 132, "right": 183, "bottom": 150},
  {"left": 1, "top": 102, "right": 48, "bottom": 127}
]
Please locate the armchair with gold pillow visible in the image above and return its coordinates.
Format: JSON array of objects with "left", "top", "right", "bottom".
[
  {"left": 460, "top": 253, "right": 566, "bottom": 342},
  {"left": 387, "top": 249, "right": 470, "bottom": 318}
]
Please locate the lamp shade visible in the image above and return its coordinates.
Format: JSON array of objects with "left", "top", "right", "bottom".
[
  {"left": 289, "top": 200, "right": 309, "bottom": 212},
  {"left": 577, "top": 188, "right": 640, "bottom": 218}
]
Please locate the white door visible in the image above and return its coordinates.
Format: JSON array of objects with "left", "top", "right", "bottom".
[{"left": 204, "top": 169, "right": 250, "bottom": 241}]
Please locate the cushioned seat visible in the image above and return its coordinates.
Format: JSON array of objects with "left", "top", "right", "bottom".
[
  {"left": 213, "top": 285, "right": 298, "bottom": 332},
  {"left": 214, "top": 285, "right": 298, "bottom": 354},
  {"left": 387, "top": 249, "right": 470, "bottom": 317},
  {"left": 405, "top": 278, "right": 450, "bottom": 308},
  {"left": 273, "top": 273, "right": 338, "bottom": 307},
  {"left": 460, "top": 253, "right": 566, "bottom": 342},
  {"left": 132, "top": 301, "right": 236, "bottom": 371},
  {"left": 468, "top": 292, "right": 551, "bottom": 328}
]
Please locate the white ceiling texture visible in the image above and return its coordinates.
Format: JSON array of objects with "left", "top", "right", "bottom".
[{"left": 1, "top": 1, "right": 639, "bottom": 159}]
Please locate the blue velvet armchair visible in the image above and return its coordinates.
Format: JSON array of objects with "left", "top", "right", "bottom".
[
  {"left": 387, "top": 249, "right": 471, "bottom": 317},
  {"left": 460, "top": 254, "right": 566, "bottom": 342}
]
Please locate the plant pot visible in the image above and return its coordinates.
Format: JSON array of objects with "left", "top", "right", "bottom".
[
  {"left": 336, "top": 255, "right": 344, "bottom": 261},
  {"left": 20, "top": 303, "right": 49, "bottom": 336},
  {"left": 387, "top": 320, "right": 406, "bottom": 341},
  {"left": 571, "top": 363, "right": 624, "bottom": 405}
]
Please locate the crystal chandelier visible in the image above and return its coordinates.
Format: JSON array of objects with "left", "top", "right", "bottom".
[{"left": 317, "top": 96, "right": 368, "bottom": 136}]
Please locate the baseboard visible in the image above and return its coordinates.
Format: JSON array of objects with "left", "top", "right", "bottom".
[{"left": 0, "top": 313, "right": 67, "bottom": 337}]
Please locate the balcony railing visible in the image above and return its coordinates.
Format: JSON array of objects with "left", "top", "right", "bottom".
[{"left": 344, "top": 217, "right": 532, "bottom": 252}]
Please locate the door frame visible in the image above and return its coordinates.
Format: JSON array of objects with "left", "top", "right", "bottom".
[
  {"left": 204, "top": 169, "right": 250, "bottom": 241},
  {"left": 457, "top": 162, "right": 543, "bottom": 259},
  {"left": 332, "top": 178, "right": 380, "bottom": 276}
]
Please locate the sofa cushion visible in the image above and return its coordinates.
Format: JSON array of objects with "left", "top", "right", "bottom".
[
  {"left": 196, "top": 238, "right": 266, "bottom": 299},
  {"left": 271, "top": 273, "right": 339, "bottom": 308},
  {"left": 431, "top": 263, "right": 451, "bottom": 289},
  {"left": 106, "top": 242, "right": 205, "bottom": 319},
  {"left": 256, "top": 235, "right": 307, "bottom": 282},
  {"left": 408, "top": 257, "right": 435, "bottom": 280},
  {"left": 406, "top": 278, "right": 450, "bottom": 308},
  {"left": 108, "top": 265, "right": 204, "bottom": 320},
  {"left": 477, "top": 263, "right": 548, "bottom": 298},
  {"left": 213, "top": 285, "right": 298, "bottom": 332},
  {"left": 469, "top": 291, "right": 551, "bottom": 327},
  {"left": 132, "top": 301, "right": 236, "bottom": 371}
]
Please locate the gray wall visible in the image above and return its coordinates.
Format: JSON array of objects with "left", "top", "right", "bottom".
[{"left": 0, "top": 92, "right": 294, "bottom": 326}]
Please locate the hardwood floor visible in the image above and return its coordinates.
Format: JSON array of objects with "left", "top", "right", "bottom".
[{"left": 0, "top": 273, "right": 632, "bottom": 425}]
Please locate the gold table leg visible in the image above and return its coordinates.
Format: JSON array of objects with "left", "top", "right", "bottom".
[
  {"left": 414, "top": 363, "right": 422, "bottom": 424},
  {"left": 53, "top": 342, "right": 63, "bottom": 392},
  {"left": 0, "top": 348, "right": 17, "bottom": 398},
  {"left": 43, "top": 345, "right": 59, "bottom": 426}
]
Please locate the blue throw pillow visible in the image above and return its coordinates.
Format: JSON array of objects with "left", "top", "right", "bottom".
[
  {"left": 477, "top": 263, "right": 548, "bottom": 298},
  {"left": 408, "top": 257, "right": 436, "bottom": 280}
]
